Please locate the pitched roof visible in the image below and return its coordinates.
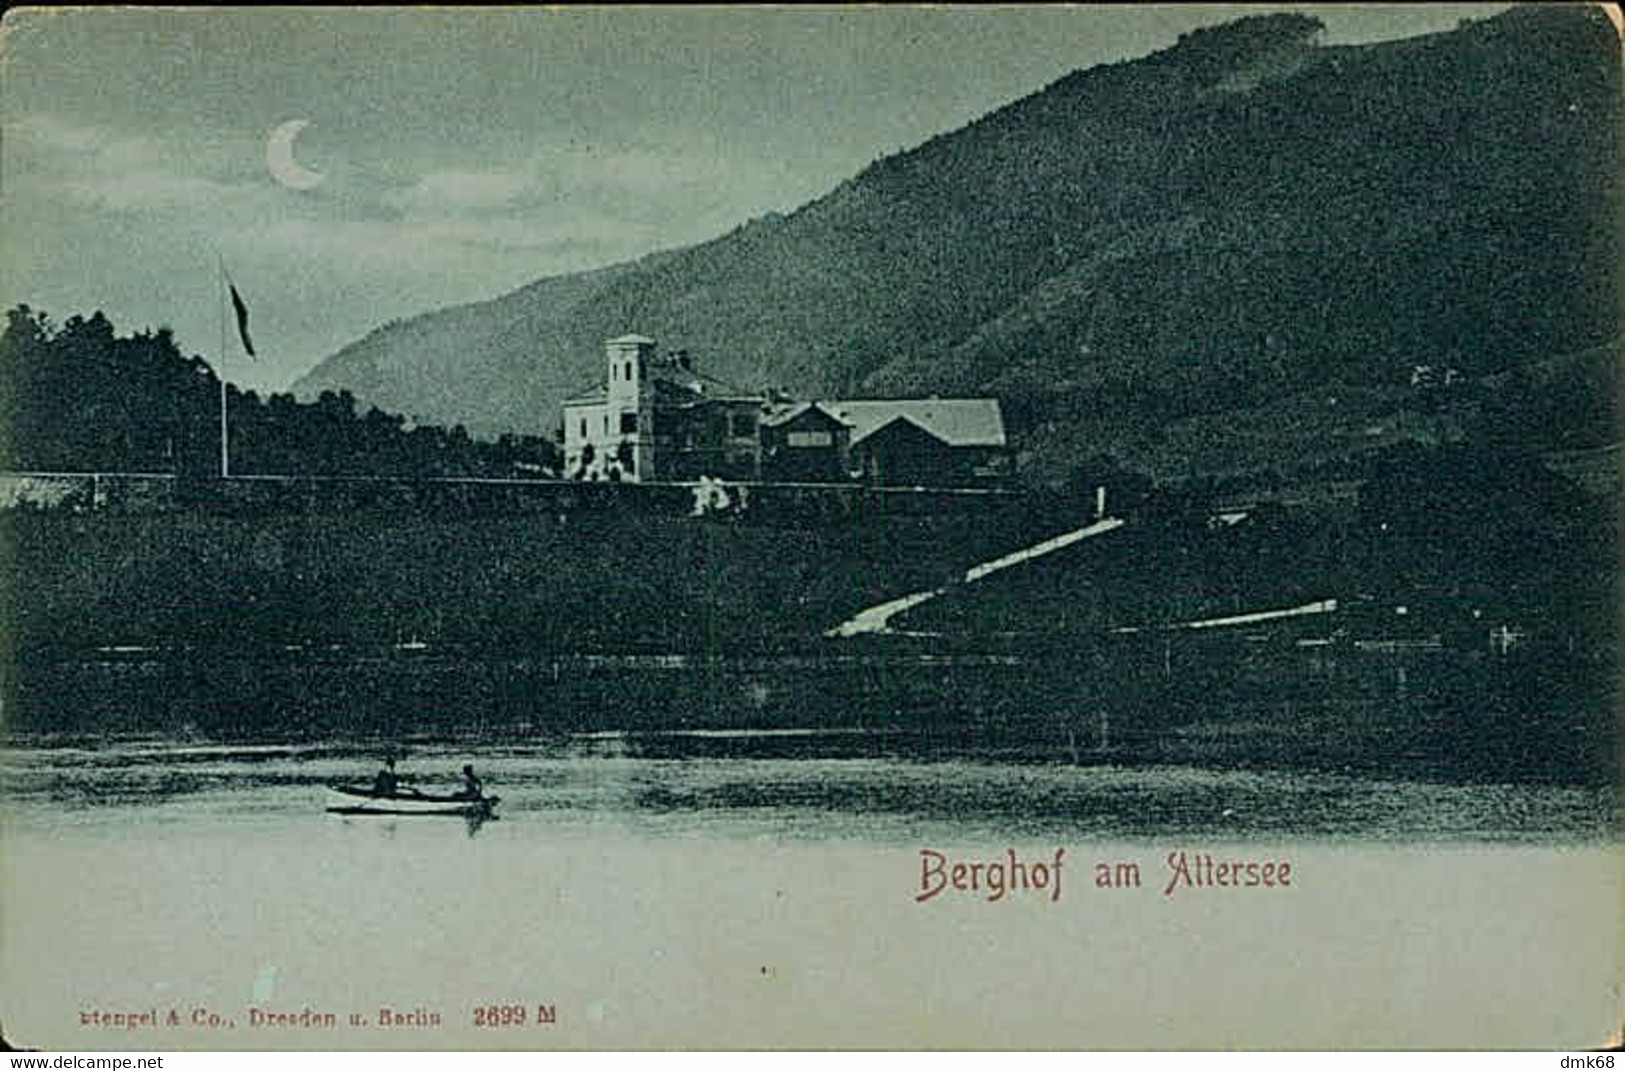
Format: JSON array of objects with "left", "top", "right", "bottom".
[
  {"left": 651, "top": 377, "right": 705, "bottom": 404},
  {"left": 683, "top": 395, "right": 769, "bottom": 407},
  {"left": 761, "top": 401, "right": 845, "bottom": 428},
  {"left": 831, "top": 399, "right": 1006, "bottom": 448}
]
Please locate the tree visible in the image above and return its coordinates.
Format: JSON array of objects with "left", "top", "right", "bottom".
[{"left": 3, "top": 305, "right": 573, "bottom": 480}]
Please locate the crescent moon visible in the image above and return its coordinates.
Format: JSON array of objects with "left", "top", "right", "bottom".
[{"left": 266, "top": 119, "right": 324, "bottom": 191}]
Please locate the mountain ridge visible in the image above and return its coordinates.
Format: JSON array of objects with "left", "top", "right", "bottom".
[{"left": 294, "top": 5, "right": 1620, "bottom": 483}]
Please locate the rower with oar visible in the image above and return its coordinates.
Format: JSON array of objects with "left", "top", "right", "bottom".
[
  {"left": 371, "top": 757, "right": 399, "bottom": 796},
  {"left": 369, "top": 755, "right": 426, "bottom": 798}
]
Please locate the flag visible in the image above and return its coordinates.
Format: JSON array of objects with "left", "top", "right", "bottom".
[{"left": 229, "top": 283, "right": 256, "bottom": 359}]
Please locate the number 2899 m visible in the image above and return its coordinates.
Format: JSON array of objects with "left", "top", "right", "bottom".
[{"left": 473, "top": 1005, "right": 527, "bottom": 1027}]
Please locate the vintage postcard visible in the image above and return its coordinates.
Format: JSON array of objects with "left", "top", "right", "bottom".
[{"left": 0, "top": 4, "right": 1618, "bottom": 1052}]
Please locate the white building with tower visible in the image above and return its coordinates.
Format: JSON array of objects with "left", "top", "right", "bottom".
[
  {"left": 561, "top": 334, "right": 658, "bottom": 481},
  {"left": 561, "top": 334, "right": 765, "bottom": 482},
  {"left": 561, "top": 333, "right": 1008, "bottom": 486}
]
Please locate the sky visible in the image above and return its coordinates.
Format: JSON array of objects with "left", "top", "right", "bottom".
[{"left": 1, "top": 4, "right": 1513, "bottom": 394}]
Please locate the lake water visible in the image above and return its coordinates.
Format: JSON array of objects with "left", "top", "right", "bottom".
[{"left": 0, "top": 727, "right": 1616, "bottom": 1050}]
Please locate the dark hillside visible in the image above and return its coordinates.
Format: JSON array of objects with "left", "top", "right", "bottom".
[
  {"left": 295, "top": 5, "right": 1619, "bottom": 488},
  {"left": 0, "top": 498, "right": 1037, "bottom": 656}
]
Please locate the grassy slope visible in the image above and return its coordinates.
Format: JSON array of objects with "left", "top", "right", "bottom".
[{"left": 2, "top": 502, "right": 1045, "bottom": 654}]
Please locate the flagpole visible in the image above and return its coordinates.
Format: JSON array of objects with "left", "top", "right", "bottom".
[{"left": 217, "top": 253, "right": 230, "bottom": 478}]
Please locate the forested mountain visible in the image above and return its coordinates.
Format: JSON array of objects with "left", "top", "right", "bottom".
[{"left": 295, "top": 6, "right": 1619, "bottom": 485}]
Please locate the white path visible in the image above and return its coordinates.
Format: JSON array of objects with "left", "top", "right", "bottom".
[
  {"left": 1111, "top": 598, "right": 1339, "bottom": 633},
  {"left": 826, "top": 516, "right": 1126, "bottom": 637}
]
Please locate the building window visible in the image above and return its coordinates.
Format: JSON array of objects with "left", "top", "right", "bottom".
[
  {"left": 620, "top": 411, "right": 639, "bottom": 434},
  {"left": 602, "top": 415, "right": 609, "bottom": 435},
  {"left": 579, "top": 418, "right": 587, "bottom": 438},
  {"left": 610, "top": 364, "right": 616, "bottom": 382},
  {"left": 787, "top": 431, "right": 833, "bottom": 448},
  {"left": 625, "top": 361, "right": 633, "bottom": 382}
]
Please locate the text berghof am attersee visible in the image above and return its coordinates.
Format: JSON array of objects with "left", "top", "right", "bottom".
[{"left": 914, "top": 848, "right": 1293, "bottom": 903}]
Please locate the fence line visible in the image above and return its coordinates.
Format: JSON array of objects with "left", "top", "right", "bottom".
[{"left": 0, "top": 470, "right": 1023, "bottom": 519}]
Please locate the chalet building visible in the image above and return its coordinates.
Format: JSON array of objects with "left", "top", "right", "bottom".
[
  {"left": 758, "top": 403, "right": 851, "bottom": 482},
  {"left": 561, "top": 334, "right": 1008, "bottom": 487},
  {"left": 761, "top": 398, "right": 1008, "bottom": 486},
  {"left": 833, "top": 399, "right": 1008, "bottom": 486}
]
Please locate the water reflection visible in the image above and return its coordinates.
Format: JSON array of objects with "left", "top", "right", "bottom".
[
  {"left": 0, "top": 732, "right": 1611, "bottom": 844},
  {"left": 2, "top": 651, "right": 1615, "bottom": 1052},
  {"left": 11, "top": 644, "right": 1614, "bottom": 788},
  {"left": 327, "top": 810, "right": 497, "bottom": 838}
]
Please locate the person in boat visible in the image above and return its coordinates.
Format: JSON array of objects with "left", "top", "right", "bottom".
[
  {"left": 457, "top": 763, "right": 483, "bottom": 800},
  {"left": 372, "top": 757, "right": 399, "bottom": 797}
]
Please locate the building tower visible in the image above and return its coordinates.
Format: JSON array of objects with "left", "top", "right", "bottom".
[{"left": 604, "top": 333, "right": 657, "bottom": 480}]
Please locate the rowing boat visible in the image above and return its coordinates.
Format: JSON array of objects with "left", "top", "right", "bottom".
[{"left": 325, "top": 784, "right": 500, "bottom": 817}]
